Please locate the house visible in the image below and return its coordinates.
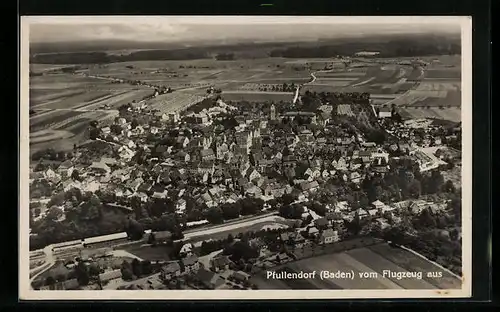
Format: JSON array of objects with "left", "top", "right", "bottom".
[
  {"left": 101, "top": 126, "right": 111, "bottom": 135},
  {"left": 300, "top": 180, "right": 319, "bottom": 194},
  {"left": 371, "top": 148, "right": 389, "bottom": 163},
  {"left": 200, "top": 148, "right": 215, "bottom": 162},
  {"left": 308, "top": 226, "right": 320, "bottom": 237},
  {"left": 247, "top": 168, "right": 261, "bottom": 182},
  {"left": 378, "top": 107, "right": 392, "bottom": 118},
  {"left": 196, "top": 269, "right": 225, "bottom": 289},
  {"left": 89, "top": 162, "right": 111, "bottom": 175},
  {"left": 210, "top": 255, "right": 232, "bottom": 272},
  {"left": 160, "top": 262, "right": 182, "bottom": 281},
  {"left": 367, "top": 208, "right": 379, "bottom": 218},
  {"left": 356, "top": 208, "right": 369, "bottom": 220},
  {"left": 99, "top": 269, "right": 122, "bottom": 283},
  {"left": 319, "top": 228, "right": 339, "bottom": 244},
  {"left": 58, "top": 160, "right": 74, "bottom": 176},
  {"left": 350, "top": 172, "right": 362, "bottom": 184},
  {"left": 232, "top": 271, "right": 251, "bottom": 282},
  {"left": 182, "top": 255, "right": 200, "bottom": 274},
  {"left": 372, "top": 200, "right": 386, "bottom": 211},
  {"left": 314, "top": 217, "right": 329, "bottom": 229},
  {"left": 216, "top": 143, "right": 229, "bottom": 160},
  {"left": 150, "top": 231, "right": 172, "bottom": 245},
  {"left": 175, "top": 151, "right": 190, "bottom": 163},
  {"left": 374, "top": 218, "right": 391, "bottom": 231},
  {"left": 246, "top": 185, "right": 263, "bottom": 198}
]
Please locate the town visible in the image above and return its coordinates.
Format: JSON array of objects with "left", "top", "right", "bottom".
[{"left": 29, "top": 78, "right": 462, "bottom": 291}]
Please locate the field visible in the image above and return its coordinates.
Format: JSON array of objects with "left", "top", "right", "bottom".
[
  {"left": 251, "top": 242, "right": 461, "bottom": 290},
  {"left": 29, "top": 67, "right": 156, "bottom": 153},
  {"left": 28, "top": 55, "right": 461, "bottom": 153},
  {"left": 337, "top": 104, "right": 355, "bottom": 117},
  {"left": 398, "top": 107, "right": 461, "bottom": 123},
  {"left": 147, "top": 92, "right": 207, "bottom": 114},
  {"left": 222, "top": 91, "right": 294, "bottom": 103}
]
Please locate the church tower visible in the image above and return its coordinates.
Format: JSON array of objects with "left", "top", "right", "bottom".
[{"left": 270, "top": 104, "right": 276, "bottom": 121}]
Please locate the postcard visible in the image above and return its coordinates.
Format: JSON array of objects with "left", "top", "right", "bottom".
[{"left": 20, "top": 15, "right": 472, "bottom": 300}]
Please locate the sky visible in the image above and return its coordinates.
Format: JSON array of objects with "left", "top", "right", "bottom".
[{"left": 26, "top": 16, "right": 464, "bottom": 44}]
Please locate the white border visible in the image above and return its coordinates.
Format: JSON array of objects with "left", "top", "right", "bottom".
[{"left": 19, "top": 15, "right": 472, "bottom": 300}]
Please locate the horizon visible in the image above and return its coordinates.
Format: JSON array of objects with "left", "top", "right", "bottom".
[{"left": 26, "top": 16, "right": 463, "bottom": 45}]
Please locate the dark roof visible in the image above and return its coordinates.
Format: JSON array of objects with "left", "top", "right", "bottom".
[
  {"left": 200, "top": 149, "right": 215, "bottom": 157},
  {"left": 315, "top": 218, "right": 328, "bottom": 227},
  {"left": 162, "top": 262, "right": 181, "bottom": 273},
  {"left": 183, "top": 255, "right": 198, "bottom": 266},
  {"left": 211, "top": 255, "right": 232, "bottom": 268},
  {"left": 153, "top": 231, "right": 172, "bottom": 240}
]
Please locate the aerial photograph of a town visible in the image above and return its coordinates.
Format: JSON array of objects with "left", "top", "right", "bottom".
[{"left": 23, "top": 16, "right": 468, "bottom": 297}]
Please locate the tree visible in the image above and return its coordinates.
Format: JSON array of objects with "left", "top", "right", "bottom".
[
  {"left": 45, "top": 276, "right": 56, "bottom": 286},
  {"left": 120, "top": 260, "right": 134, "bottom": 281},
  {"left": 141, "top": 260, "right": 152, "bottom": 275},
  {"left": 444, "top": 180, "right": 456, "bottom": 193},
  {"left": 281, "top": 193, "right": 297, "bottom": 206},
  {"left": 47, "top": 192, "right": 65, "bottom": 208},
  {"left": 205, "top": 207, "right": 224, "bottom": 224},
  {"left": 46, "top": 206, "right": 63, "bottom": 221},
  {"left": 75, "top": 261, "right": 90, "bottom": 286},
  {"left": 416, "top": 208, "right": 437, "bottom": 229},
  {"left": 147, "top": 233, "right": 156, "bottom": 245},
  {"left": 221, "top": 202, "right": 241, "bottom": 220},
  {"left": 71, "top": 169, "right": 81, "bottom": 181},
  {"left": 88, "top": 264, "right": 101, "bottom": 277},
  {"left": 131, "top": 258, "right": 143, "bottom": 277},
  {"left": 408, "top": 180, "right": 422, "bottom": 198},
  {"left": 126, "top": 218, "right": 145, "bottom": 240}
]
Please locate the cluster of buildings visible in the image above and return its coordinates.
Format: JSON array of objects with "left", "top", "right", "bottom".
[
  {"left": 31, "top": 94, "right": 456, "bottom": 229},
  {"left": 30, "top": 85, "right": 461, "bottom": 289}
]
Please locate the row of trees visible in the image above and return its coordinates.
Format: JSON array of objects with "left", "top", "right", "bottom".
[{"left": 269, "top": 36, "right": 460, "bottom": 58}]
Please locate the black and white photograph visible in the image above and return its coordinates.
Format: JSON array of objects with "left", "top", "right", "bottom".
[{"left": 20, "top": 16, "right": 472, "bottom": 300}]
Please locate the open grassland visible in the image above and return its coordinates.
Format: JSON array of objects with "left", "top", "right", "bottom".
[{"left": 251, "top": 243, "right": 461, "bottom": 289}]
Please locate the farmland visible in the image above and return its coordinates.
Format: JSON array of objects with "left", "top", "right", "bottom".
[
  {"left": 337, "top": 104, "right": 355, "bottom": 117},
  {"left": 147, "top": 92, "right": 208, "bottom": 114},
  {"left": 29, "top": 63, "right": 160, "bottom": 153},
  {"left": 29, "top": 55, "right": 461, "bottom": 153},
  {"left": 250, "top": 242, "right": 461, "bottom": 289}
]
